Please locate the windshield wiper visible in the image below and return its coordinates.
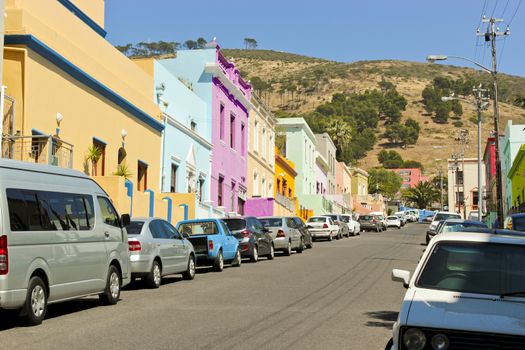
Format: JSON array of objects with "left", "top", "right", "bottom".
[{"left": 500, "top": 291, "right": 525, "bottom": 298}]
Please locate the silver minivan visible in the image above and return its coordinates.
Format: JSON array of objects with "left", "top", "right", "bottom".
[{"left": 0, "top": 159, "right": 131, "bottom": 325}]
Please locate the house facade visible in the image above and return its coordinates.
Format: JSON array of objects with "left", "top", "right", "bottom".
[
  {"left": 500, "top": 120, "right": 525, "bottom": 216},
  {"left": 391, "top": 168, "right": 428, "bottom": 189},
  {"left": 447, "top": 158, "right": 486, "bottom": 218},
  {"left": 315, "top": 133, "right": 337, "bottom": 194},
  {"left": 508, "top": 145, "right": 525, "bottom": 213},
  {"left": 483, "top": 137, "right": 497, "bottom": 225}
]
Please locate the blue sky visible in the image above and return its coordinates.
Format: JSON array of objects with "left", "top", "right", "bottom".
[{"left": 105, "top": 0, "right": 524, "bottom": 77}]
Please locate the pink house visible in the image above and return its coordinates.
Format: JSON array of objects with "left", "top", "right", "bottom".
[{"left": 391, "top": 168, "right": 428, "bottom": 189}]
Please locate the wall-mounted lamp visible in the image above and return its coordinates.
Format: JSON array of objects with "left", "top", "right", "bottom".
[
  {"left": 121, "top": 128, "right": 128, "bottom": 148},
  {"left": 56, "top": 112, "right": 64, "bottom": 136}
]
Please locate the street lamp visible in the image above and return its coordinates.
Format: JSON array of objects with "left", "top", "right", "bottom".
[{"left": 427, "top": 54, "right": 503, "bottom": 226}]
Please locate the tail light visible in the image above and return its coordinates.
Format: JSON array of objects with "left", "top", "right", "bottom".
[
  {"left": 371, "top": 220, "right": 376, "bottom": 224},
  {"left": 208, "top": 240, "right": 214, "bottom": 251},
  {"left": 0, "top": 235, "right": 8, "bottom": 275},
  {"left": 323, "top": 223, "right": 329, "bottom": 228},
  {"left": 128, "top": 240, "right": 142, "bottom": 252},
  {"left": 276, "top": 230, "right": 286, "bottom": 238},
  {"left": 241, "top": 230, "right": 251, "bottom": 238}
]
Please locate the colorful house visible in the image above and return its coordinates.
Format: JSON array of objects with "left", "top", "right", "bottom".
[
  {"left": 350, "top": 167, "right": 372, "bottom": 214},
  {"left": 315, "top": 133, "right": 337, "bottom": 194},
  {"left": 447, "top": 158, "right": 485, "bottom": 218},
  {"left": 500, "top": 120, "right": 525, "bottom": 215},
  {"left": 1, "top": 0, "right": 189, "bottom": 221},
  {"left": 391, "top": 168, "right": 428, "bottom": 189},
  {"left": 508, "top": 145, "right": 525, "bottom": 212},
  {"left": 159, "top": 41, "right": 252, "bottom": 215},
  {"left": 333, "top": 161, "right": 353, "bottom": 213},
  {"left": 244, "top": 95, "right": 276, "bottom": 216},
  {"left": 483, "top": 137, "right": 497, "bottom": 225},
  {"left": 273, "top": 147, "right": 299, "bottom": 217}
]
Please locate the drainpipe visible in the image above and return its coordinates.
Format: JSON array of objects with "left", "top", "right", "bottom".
[
  {"left": 0, "top": 85, "right": 5, "bottom": 156},
  {"left": 163, "top": 197, "right": 172, "bottom": 223},
  {"left": 179, "top": 203, "right": 188, "bottom": 221},
  {"left": 125, "top": 179, "right": 134, "bottom": 216},
  {"left": 159, "top": 114, "right": 167, "bottom": 192},
  {"left": 145, "top": 189, "right": 155, "bottom": 217}
]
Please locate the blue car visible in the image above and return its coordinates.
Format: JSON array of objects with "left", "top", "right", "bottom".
[{"left": 176, "top": 219, "right": 241, "bottom": 272}]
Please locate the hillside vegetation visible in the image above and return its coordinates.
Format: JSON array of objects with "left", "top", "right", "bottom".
[{"left": 223, "top": 49, "right": 525, "bottom": 173}]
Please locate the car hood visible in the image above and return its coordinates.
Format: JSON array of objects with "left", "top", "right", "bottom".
[{"left": 406, "top": 288, "right": 525, "bottom": 336}]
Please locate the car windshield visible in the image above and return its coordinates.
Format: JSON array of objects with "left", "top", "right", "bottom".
[
  {"left": 126, "top": 221, "right": 144, "bottom": 235},
  {"left": 513, "top": 216, "right": 525, "bottom": 231},
  {"left": 360, "top": 215, "right": 373, "bottom": 220},
  {"left": 308, "top": 217, "right": 327, "bottom": 223},
  {"left": 416, "top": 242, "right": 525, "bottom": 296},
  {"left": 434, "top": 213, "right": 462, "bottom": 221},
  {"left": 440, "top": 222, "right": 488, "bottom": 233},
  {"left": 222, "top": 219, "right": 246, "bottom": 231},
  {"left": 259, "top": 218, "right": 283, "bottom": 227},
  {"left": 339, "top": 216, "right": 350, "bottom": 223},
  {"left": 178, "top": 221, "right": 219, "bottom": 236},
  {"left": 387, "top": 216, "right": 398, "bottom": 220},
  {"left": 326, "top": 215, "right": 338, "bottom": 220}
]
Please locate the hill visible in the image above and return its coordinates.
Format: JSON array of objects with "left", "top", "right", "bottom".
[{"left": 223, "top": 49, "right": 525, "bottom": 175}]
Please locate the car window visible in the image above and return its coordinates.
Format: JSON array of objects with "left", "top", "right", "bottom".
[
  {"left": 253, "top": 218, "right": 265, "bottom": 231},
  {"left": 512, "top": 216, "right": 525, "bottom": 231},
  {"left": 97, "top": 197, "right": 121, "bottom": 228},
  {"left": 161, "top": 221, "right": 181, "bottom": 239},
  {"left": 308, "top": 217, "right": 326, "bottom": 223},
  {"left": 220, "top": 221, "right": 231, "bottom": 235},
  {"left": 286, "top": 218, "right": 296, "bottom": 228},
  {"left": 149, "top": 220, "right": 170, "bottom": 239},
  {"left": 434, "top": 213, "right": 462, "bottom": 221},
  {"left": 360, "top": 215, "right": 373, "bottom": 220},
  {"left": 223, "top": 218, "right": 247, "bottom": 232},
  {"left": 340, "top": 216, "right": 350, "bottom": 223},
  {"left": 387, "top": 216, "right": 398, "bottom": 220},
  {"left": 441, "top": 222, "right": 488, "bottom": 233},
  {"left": 126, "top": 221, "right": 144, "bottom": 235},
  {"left": 259, "top": 218, "right": 283, "bottom": 227},
  {"left": 178, "top": 221, "right": 219, "bottom": 235},
  {"left": 293, "top": 217, "right": 305, "bottom": 227}
]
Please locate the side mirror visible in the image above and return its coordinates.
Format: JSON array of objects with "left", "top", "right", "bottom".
[
  {"left": 121, "top": 214, "right": 131, "bottom": 227},
  {"left": 263, "top": 228, "right": 270, "bottom": 233},
  {"left": 392, "top": 269, "right": 410, "bottom": 288}
]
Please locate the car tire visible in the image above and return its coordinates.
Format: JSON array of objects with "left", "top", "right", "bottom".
[
  {"left": 398, "top": 225, "right": 401, "bottom": 230},
  {"left": 213, "top": 250, "right": 224, "bottom": 272},
  {"left": 19, "top": 276, "right": 47, "bottom": 326},
  {"left": 296, "top": 239, "right": 304, "bottom": 253},
  {"left": 145, "top": 260, "right": 162, "bottom": 289},
  {"left": 328, "top": 233, "right": 333, "bottom": 241},
  {"left": 182, "top": 255, "right": 196, "bottom": 280},
  {"left": 425, "top": 234, "right": 430, "bottom": 245},
  {"left": 250, "top": 245, "right": 259, "bottom": 263},
  {"left": 267, "top": 243, "right": 275, "bottom": 260},
  {"left": 232, "top": 249, "right": 242, "bottom": 267},
  {"left": 99, "top": 265, "right": 121, "bottom": 305},
  {"left": 307, "top": 240, "right": 313, "bottom": 249},
  {"left": 376, "top": 226, "right": 380, "bottom": 232},
  {"left": 385, "top": 338, "right": 394, "bottom": 350},
  {"left": 284, "top": 241, "right": 292, "bottom": 256}
]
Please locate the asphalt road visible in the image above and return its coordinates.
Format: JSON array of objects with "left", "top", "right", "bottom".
[{"left": 0, "top": 223, "right": 427, "bottom": 350}]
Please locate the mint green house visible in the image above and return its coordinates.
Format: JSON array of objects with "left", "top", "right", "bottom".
[{"left": 501, "top": 120, "right": 525, "bottom": 215}]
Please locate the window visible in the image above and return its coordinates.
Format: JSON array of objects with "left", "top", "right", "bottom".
[
  {"left": 97, "top": 197, "right": 121, "bottom": 227},
  {"left": 170, "top": 164, "right": 178, "bottom": 193},
  {"left": 473, "top": 191, "right": 479, "bottom": 206},
  {"left": 138, "top": 161, "right": 148, "bottom": 191},
  {"left": 253, "top": 172, "right": 259, "bottom": 196},
  {"left": 230, "top": 181, "right": 236, "bottom": 211},
  {"left": 262, "top": 128, "right": 267, "bottom": 159},
  {"left": 199, "top": 178, "right": 205, "bottom": 202},
  {"left": 117, "top": 147, "right": 127, "bottom": 166},
  {"left": 149, "top": 220, "right": 170, "bottom": 239},
  {"left": 161, "top": 221, "right": 181, "bottom": 239},
  {"left": 92, "top": 139, "right": 106, "bottom": 176},
  {"left": 241, "top": 123, "right": 246, "bottom": 155},
  {"left": 238, "top": 198, "right": 245, "bottom": 215},
  {"left": 219, "top": 104, "right": 225, "bottom": 140},
  {"left": 261, "top": 177, "right": 266, "bottom": 197},
  {"left": 7, "top": 189, "right": 94, "bottom": 231},
  {"left": 254, "top": 120, "right": 259, "bottom": 152},
  {"left": 276, "top": 179, "right": 281, "bottom": 195},
  {"left": 178, "top": 221, "right": 219, "bottom": 236},
  {"left": 218, "top": 175, "right": 224, "bottom": 206},
  {"left": 456, "top": 171, "right": 464, "bottom": 185},
  {"left": 230, "top": 114, "right": 236, "bottom": 149}
]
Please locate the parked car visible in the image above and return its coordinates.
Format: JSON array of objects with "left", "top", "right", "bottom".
[
  {"left": 222, "top": 217, "right": 274, "bottom": 262},
  {"left": 427, "top": 211, "right": 462, "bottom": 238},
  {"left": 371, "top": 212, "right": 387, "bottom": 231},
  {"left": 290, "top": 216, "right": 314, "bottom": 249},
  {"left": 386, "top": 215, "right": 401, "bottom": 229},
  {"left": 176, "top": 219, "right": 241, "bottom": 271},
  {"left": 0, "top": 159, "right": 131, "bottom": 326},
  {"left": 388, "top": 231, "right": 525, "bottom": 349},
  {"left": 259, "top": 216, "right": 303, "bottom": 255},
  {"left": 394, "top": 211, "right": 408, "bottom": 226},
  {"left": 504, "top": 213, "right": 525, "bottom": 232},
  {"left": 127, "top": 218, "right": 196, "bottom": 288},
  {"left": 306, "top": 216, "right": 339, "bottom": 241},
  {"left": 340, "top": 214, "right": 360, "bottom": 236},
  {"left": 322, "top": 214, "right": 350, "bottom": 238},
  {"left": 359, "top": 214, "right": 382, "bottom": 232},
  {"left": 426, "top": 219, "right": 488, "bottom": 244}
]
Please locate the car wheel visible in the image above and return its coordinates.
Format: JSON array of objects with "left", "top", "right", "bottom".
[
  {"left": 284, "top": 241, "right": 292, "bottom": 256},
  {"left": 267, "top": 243, "right": 275, "bottom": 260},
  {"left": 99, "top": 265, "right": 121, "bottom": 305},
  {"left": 250, "top": 245, "right": 259, "bottom": 263},
  {"left": 19, "top": 276, "right": 47, "bottom": 326},
  {"left": 425, "top": 234, "right": 430, "bottom": 245},
  {"left": 376, "top": 226, "right": 380, "bottom": 233},
  {"left": 145, "top": 260, "right": 162, "bottom": 288},
  {"left": 232, "top": 249, "right": 242, "bottom": 267},
  {"left": 213, "top": 251, "right": 224, "bottom": 272},
  {"left": 385, "top": 338, "right": 394, "bottom": 350},
  {"left": 328, "top": 233, "right": 333, "bottom": 241},
  {"left": 398, "top": 225, "right": 401, "bottom": 230},
  {"left": 307, "top": 240, "right": 313, "bottom": 249},
  {"left": 182, "top": 255, "right": 196, "bottom": 280},
  {"left": 296, "top": 239, "right": 304, "bottom": 253}
]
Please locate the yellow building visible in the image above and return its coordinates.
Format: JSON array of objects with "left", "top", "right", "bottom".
[
  {"left": 2, "top": 0, "right": 191, "bottom": 221},
  {"left": 508, "top": 144, "right": 525, "bottom": 210},
  {"left": 274, "top": 147, "right": 297, "bottom": 216}
]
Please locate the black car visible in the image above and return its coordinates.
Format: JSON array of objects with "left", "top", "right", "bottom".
[
  {"left": 290, "top": 216, "right": 314, "bottom": 249},
  {"left": 222, "top": 217, "right": 274, "bottom": 262}
]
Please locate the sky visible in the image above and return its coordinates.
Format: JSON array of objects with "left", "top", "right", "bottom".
[{"left": 105, "top": 0, "right": 525, "bottom": 77}]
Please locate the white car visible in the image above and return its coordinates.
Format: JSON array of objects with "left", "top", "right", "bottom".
[
  {"left": 386, "top": 216, "right": 401, "bottom": 229},
  {"left": 427, "top": 211, "right": 462, "bottom": 235},
  {"left": 387, "top": 231, "right": 525, "bottom": 349},
  {"left": 340, "top": 214, "right": 360, "bottom": 236},
  {"left": 306, "top": 216, "right": 339, "bottom": 241}
]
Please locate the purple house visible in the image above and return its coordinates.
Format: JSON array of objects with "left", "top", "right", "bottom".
[{"left": 159, "top": 41, "right": 252, "bottom": 215}]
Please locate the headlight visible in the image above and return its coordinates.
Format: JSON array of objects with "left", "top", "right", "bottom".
[
  {"left": 431, "top": 334, "right": 449, "bottom": 350},
  {"left": 403, "top": 328, "right": 426, "bottom": 350}
]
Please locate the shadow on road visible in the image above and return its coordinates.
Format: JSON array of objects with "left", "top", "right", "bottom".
[{"left": 364, "top": 310, "right": 398, "bottom": 329}]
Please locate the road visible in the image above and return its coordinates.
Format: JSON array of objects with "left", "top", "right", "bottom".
[{"left": 0, "top": 223, "right": 426, "bottom": 350}]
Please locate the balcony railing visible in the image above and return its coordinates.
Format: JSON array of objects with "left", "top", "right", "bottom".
[
  {"left": 2, "top": 134, "right": 74, "bottom": 168},
  {"left": 275, "top": 193, "right": 296, "bottom": 212}
]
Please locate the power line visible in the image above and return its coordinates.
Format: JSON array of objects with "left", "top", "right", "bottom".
[
  {"left": 490, "top": 0, "right": 500, "bottom": 18},
  {"left": 508, "top": 0, "right": 522, "bottom": 25},
  {"left": 501, "top": 0, "right": 511, "bottom": 17}
]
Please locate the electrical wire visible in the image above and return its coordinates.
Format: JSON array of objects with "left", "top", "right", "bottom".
[
  {"left": 501, "top": 0, "right": 511, "bottom": 17},
  {"left": 490, "top": 0, "right": 500, "bottom": 18},
  {"left": 507, "top": 0, "right": 522, "bottom": 25}
]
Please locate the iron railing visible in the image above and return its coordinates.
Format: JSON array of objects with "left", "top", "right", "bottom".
[
  {"left": 275, "top": 193, "right": 296, "bottom": 212},
  {"left": 2, "top": 134, "right": 74, "bottom": 168}
]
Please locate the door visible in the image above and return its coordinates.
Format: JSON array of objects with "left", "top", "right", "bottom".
[
  {"left": 286, "top": 218, "right": 301, "bottom": 248},
  {"left": 161, "top": 221, "right": 188, "bottom": 272},
  {"left": 252, "top": 218, "right": 270, "bottom": 255},
  {"left": 96, "top": 197, "right": 130, "bottom": 280},
  {"left": 148, "top": 220, "right": 177, "bottom": 274}
]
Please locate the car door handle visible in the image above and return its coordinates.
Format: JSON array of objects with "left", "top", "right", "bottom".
[{"left": 104, "top": 232, "right": 110, "bottom": 238}]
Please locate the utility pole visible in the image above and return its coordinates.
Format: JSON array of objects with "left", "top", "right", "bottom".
[
  {"left": 477, "top": 16, "right": 510, "bottom": 228},
  {"left": 455, "top": 130, "right": 469, "bottom": 219},
  {"left": 439, "top": 168, "right": 444, "bottom": 211},
  {"left": 473, "top": 85, "right": 489, "bottom": 222},
  {"left": 451, "top": 153, "right": 460, "bottom": 214}
]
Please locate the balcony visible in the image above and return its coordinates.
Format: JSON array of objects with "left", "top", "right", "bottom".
[
  {"left": 2, "top": 134, "right": 74, "bottom": 168},
  {"left": 275, "top": 193, "right": 296, "bottom": 212}
]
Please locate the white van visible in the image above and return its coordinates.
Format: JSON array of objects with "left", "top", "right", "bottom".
[{"left": 0, "top": 159, "right": 131, "bottom": 325}]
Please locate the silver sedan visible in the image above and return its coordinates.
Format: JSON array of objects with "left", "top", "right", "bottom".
[
  {"left": 126, "top": 218, "right": 196, "bottom": 288},
  {"left": 258, "top": 216, "right": 303, "bottom": 255}
]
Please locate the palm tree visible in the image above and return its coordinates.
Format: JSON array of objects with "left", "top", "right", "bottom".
[
  {"left": 85, "top": 145, "right": 102, "bottom": 176},
  {"left": 402, "top": 181, "right": 440, "bottom": 209},
  {"left": 324, "top": 118, "right": 352, "bottom": 157}
]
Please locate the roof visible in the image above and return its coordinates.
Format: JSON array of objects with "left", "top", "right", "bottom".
[
  {"left": 0, "top": 158, "right": 90, "bottom": 179},
  {"left": 176, "top": 218, "right": 223, "bottom": 224},
  {"left": 277, "top": 117, "right": 316, "bottom": 143}
]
